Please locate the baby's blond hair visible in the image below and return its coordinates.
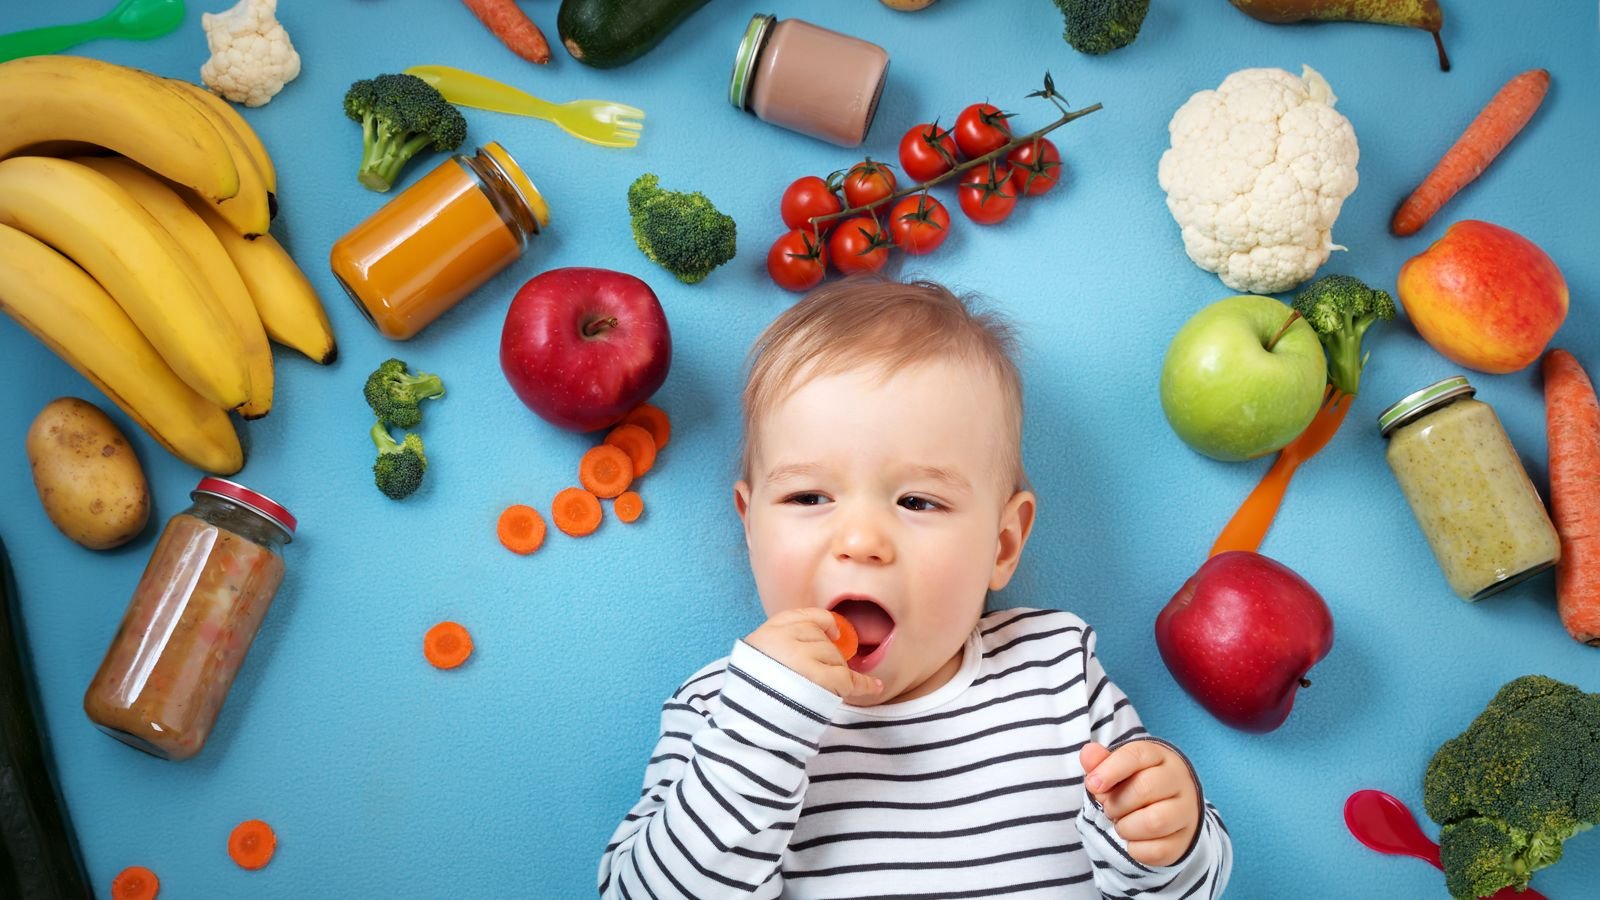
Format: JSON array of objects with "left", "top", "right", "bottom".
[{"left": 739, "top": 277, "right": 1027, "bottom": 493}]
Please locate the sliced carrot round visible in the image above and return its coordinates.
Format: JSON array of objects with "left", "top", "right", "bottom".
[
  {"left": 621, "top": 402, "right": 671, "bottom": 450},
  {"left": 497, "top": 504, "right": 546, "bottom": 555},
  {"left": 228, "top": 819, "right": 276, "bottom": 870},
  {"left": 579, "top": 444, "right": 633, "bottom": 499},
  {"left": 424, "top": 621, "right": 473, "bottom": 669},
  {"left": 604, "top": 423, "right": 658, "bottom": 477},
  {"left": 830, "top": 611, "right": 859, "bottom": 660},
  {"left": 614, "top": 490, "right": 644, "bottom": 524},
  {"left": 112, "top": 865, "right": 160, "bottom": 900},
  {"left": 553, "top": 487, "right": 603, "bottom": 536}
]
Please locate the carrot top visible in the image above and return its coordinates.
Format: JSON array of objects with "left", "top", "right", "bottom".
[
  {"left": 622, "top": 403, "right": 671, "bottom": 450},
  {"left": 228, "top": 819, "right": 277, "bottom": 870},
  {"left": 425, "top": 621, "right": 474, "bottom": 669},
  {"left": 605, "top": 423, "right": 658, "bottom": 477},
  {"left": 498, "top": 504, "right": 546, "bottom": 555},
  {"left": 614, "top": 491, "right": 644, "bottom": 524},
  {"left": 579, "top": 445, "right": 633, "bottom": 499},
  {"left": 553, "top": 487, "right": 603, "bottom": 537},
  {"left": 112, "top": 865, "right": 159, "bottom": 900}
]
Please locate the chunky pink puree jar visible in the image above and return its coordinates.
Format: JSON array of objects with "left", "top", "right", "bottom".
[
  {"left": 84, "top": 478, "right": 296, "bottom": 761},
  {"left": 728, "top": 13, "right": 890, "bottom": 147}
]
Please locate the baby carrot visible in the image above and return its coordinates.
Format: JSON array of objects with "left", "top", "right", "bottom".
[
  {"left": 579, "top": 445, "right": 633, "bottom": 499},
  {"left": 830, "top": 612, "right": 859, "bottom": 660},
  {"left": 497, "top": 504, "right": 546, "bottom": 555},
  {"left": 112, "top": 866, "right": 159, "bottom": 900},
  {"left": 621, "top": 403, "right": 671, "bottom": 450},
  {"left": 227, "top": 820, "right": 276, "bottom": 870},
  {"left": 459, "top": 0, "right": 551, "bottom": 64},
  {"left": 604, "top": 424, "right": 658, "bottom": 477},
  {"left": 552, "top": 487, "right": 603, "bottom": 537},
  {"left": 424, "top": 621, "right": 474, "bottom": 669},
  {"left": 1542, "top": 349, "right": 1600, "bottom": 646},
  {"left": 1391, "top": 68, "right": 1551, "bottom": 237},
  {"left": 614, "top": 491, "right": 644, "bottom": 524}
]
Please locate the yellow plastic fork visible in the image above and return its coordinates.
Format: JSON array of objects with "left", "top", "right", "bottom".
[{"left": 404, "top": 65, "right": 643, "bottom": 149}]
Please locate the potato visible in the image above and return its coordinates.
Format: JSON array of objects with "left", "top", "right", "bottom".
[{"left": 26, "top": 397, "right": 151, "bottom": 550}]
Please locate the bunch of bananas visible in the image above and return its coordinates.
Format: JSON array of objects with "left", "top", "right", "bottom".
[{"left": 0, "top": 55, "right": 338, "bottom": 475}]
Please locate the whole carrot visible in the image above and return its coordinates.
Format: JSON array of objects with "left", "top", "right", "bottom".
[
  {"left": 1391, "top": 68, "right": 1550, "bottom": 236},
  {"left": 1542, "top": 348, "right": 1600, "bottom": 647},
  {"left": 460, "top": 0, "right": 552, "bottom": 65}
]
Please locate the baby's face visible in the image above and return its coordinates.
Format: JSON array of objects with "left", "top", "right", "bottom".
[{"left": 736, "top": 359, "right": 1034, "bottom": 706}]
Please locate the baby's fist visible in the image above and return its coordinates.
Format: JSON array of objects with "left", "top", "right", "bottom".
[{"left": 1080, "top": 740, "right": 1201, "bottom": 868}]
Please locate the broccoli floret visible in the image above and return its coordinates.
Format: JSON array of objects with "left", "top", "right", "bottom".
[
  {"left": 627, "top": 173, "right": 737, "bottom": 284},
  {"left": 371, "top": 421, "right": 427, "bottom": 500},
  {"left": 1423, "top": 675, "right": 1600, "bottom": 899},
  {"left": 1291, "top": 274, "right": 1396, "bottom": 397},
  {"left": 364, "top": 358, "right": 445, "bottom": 429},
  {"left": 344, "top": 74, "right": 467, "bottom": 192},
  {"left": 1053, "top": 0, "right": 1151, "bottom": 55}
]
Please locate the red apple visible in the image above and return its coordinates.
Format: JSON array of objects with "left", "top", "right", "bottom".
[
  {"left": 1154, "top": 551, "right": 1334, "bottom": 733},
  {"left": 500, "top": 268, "right": 671, "bottom": 432}
]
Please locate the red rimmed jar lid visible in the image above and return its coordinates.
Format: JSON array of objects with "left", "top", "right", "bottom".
[{"left": 192, "top": 477, "right": 297, "bottom": 538}]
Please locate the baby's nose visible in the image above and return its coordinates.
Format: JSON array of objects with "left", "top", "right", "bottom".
[{"left": 832, "top": 515, "right": 894, "bottom": 564}]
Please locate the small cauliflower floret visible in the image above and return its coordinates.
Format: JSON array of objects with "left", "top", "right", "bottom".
[
  {"left": 1158, "top": 65, "right": 1359, "bottom": 295},
  {"left": 199, "top": 0, "right": 301, "bottom": 108}
]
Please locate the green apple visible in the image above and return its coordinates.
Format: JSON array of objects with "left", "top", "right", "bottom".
[{"left": 1160, "top": 295, "right": 1327, "bottom": 461}]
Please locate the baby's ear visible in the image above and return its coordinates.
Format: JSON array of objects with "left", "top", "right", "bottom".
[
  {"left": 989, "top": 490, "right": 1037, "bottom": 590},
  {"left": 734, "top": 481, "right": 752, "bottom": 525}
]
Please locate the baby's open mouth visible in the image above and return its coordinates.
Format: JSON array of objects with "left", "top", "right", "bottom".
[{"left": 830, "top": 597, "right": 895, "bottom": 660}]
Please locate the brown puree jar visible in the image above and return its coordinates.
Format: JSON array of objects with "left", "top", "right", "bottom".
[
  {"left": 84, "top": 479, "right": 296, "bottom": 760},
  {"left": 729, "top": 14, "right": 890, "bottom": 147}
]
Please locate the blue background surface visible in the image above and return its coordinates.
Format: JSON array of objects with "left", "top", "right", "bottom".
[{"left": 2, "top": 1, "right": 1598, "bottom": 897}]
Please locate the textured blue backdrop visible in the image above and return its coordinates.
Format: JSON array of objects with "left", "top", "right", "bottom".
[{"left": 2, "top": 1, "right": 1597, "bottom": 897}]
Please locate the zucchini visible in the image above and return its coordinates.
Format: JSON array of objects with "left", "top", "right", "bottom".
[
  {"left": 1, "top": 535, "right": 92, "bottom": 899},
  {"left": 557, "top": 0, "right": 710, "bottom": 69}
]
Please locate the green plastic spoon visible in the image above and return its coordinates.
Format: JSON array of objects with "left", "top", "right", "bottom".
[{"left": 0, "top": 0, "right": 186, "bottom": 63}]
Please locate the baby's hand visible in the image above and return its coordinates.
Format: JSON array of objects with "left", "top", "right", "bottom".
[
  {"left": 1080, "top": 740, "right": 1201, "bottom": 868},
  {"left": 745, "top": 608, "right": 883, "bottom": 700}
]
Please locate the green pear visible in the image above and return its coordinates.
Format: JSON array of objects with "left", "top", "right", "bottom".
[{"left": 1228, "top": 0, "right": 1450, "bottom": 71}]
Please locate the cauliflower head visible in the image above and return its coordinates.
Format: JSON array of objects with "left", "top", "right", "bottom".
[
  {"left": 1157, "top": 65, "right": 1359, "bottom": 295},
  {"left": 199, "top": 0, "right": 301, "bottom": 108}
]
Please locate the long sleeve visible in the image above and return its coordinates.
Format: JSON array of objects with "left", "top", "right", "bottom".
[
  {"left": 598, "top": 640, "right": 842, "bottom": 899},
  {"left": 1073, "top": 625, "right": 1234, "bottom": 898}
]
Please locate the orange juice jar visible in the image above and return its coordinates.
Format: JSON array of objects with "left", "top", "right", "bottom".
[{"left": 330, "top": 142, "right": 550, "bottom": 340}]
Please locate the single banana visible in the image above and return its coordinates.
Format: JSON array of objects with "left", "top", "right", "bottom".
[
  {"left": 76, "top": 156, "right": 275, "bottom": 419},
  {"left": 159, "top": 79, "right": 272, "bottom": 237},
  {"left": 0, "top": 156, "right": 251, "bottom": 409},
  {"left": 186, "top": 195, "right": 338, "bottom": 366},
  {"left": 0, "top": 55, "right": 239, "bottom": 205},
  {"left": 165, "top": 78, "right": 277, "bottom": 194},
  {"left": 0, "top": 223, "right": 243, "bottom": 474}
]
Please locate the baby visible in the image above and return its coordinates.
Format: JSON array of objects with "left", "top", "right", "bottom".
[{"left": 599, "top": 278, "right": 1232, "bottom": 898}]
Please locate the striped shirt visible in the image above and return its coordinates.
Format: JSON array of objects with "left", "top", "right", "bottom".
[{"left": 599, "top": 608, "right": 1232, "bottom": 899}]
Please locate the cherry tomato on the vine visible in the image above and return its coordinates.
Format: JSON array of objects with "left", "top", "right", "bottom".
[
  {"left": 780, "top": 175, "right": 844, "bottom": 234},
  {"left": 889, "top": 194, "right": 950, "bottom": 255},
  {"left": 958, "top": 162, "right": 1018, "bottom": 225},
  {"left": 1006, "top": 137, "right": 1062, "bottom": 196},
  {"left": 829, "top": 217, "right": 891, "bottom": 275},
  {"left": 767, "top": 229, "right": 829, "bottom": 292},
  {"left": 954, "top": 103, "right": 1013, "bottom": 159},
  {"left": 898, "top": 122, "right": 959, "bottom": 183},
  {"left": 841, "top": 159, "right": 896, "bottom": 209}
]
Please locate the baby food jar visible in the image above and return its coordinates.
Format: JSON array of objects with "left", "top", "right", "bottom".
[
  {"left": 1378, "top": 376, "right": 1560, "bottom": 600},
  {"left": 84, "top": 479, "right": 296, "bottom": 760},
  {"left": 728, "top": 14, "right": 890, "bottom": 147},
  {"left": 330, "top": 141, "right": 550, "bottom": 341}
]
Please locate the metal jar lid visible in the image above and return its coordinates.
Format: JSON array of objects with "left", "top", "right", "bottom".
[
  {"left": 1377, "top": 376, "right": 1476, "bottom": 438},
  {"left": 729, "top": 13, "right": 776, "bottom": 111},
  {"left": 192, "top": 477, "right": 297, "bottom": 539}
]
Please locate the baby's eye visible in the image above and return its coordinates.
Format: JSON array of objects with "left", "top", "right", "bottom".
[
  {"left": 784, "top": 492, "right": 827, "bottom": 506},
  {"left": 899, "top": 495, "right": 941, "bottom": 512}
]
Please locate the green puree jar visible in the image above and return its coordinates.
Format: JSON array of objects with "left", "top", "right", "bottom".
[{"left": 1378, "top": 376, "right": 1560, "bottom": 600}]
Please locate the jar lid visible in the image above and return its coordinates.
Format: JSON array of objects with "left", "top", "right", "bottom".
[
  {"left": 728, "top": 14, "right": 775, "bottom": 111},
  {"left": 192, "top": 478, "right": 297, "bottom": 538},
  {"left": 480, "top": 141, "right": 550, "bottom": 232},
  {"left": 1377, "top": 376, "right": 1476, "bottom": 437}
]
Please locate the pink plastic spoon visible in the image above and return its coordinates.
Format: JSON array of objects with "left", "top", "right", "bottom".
[{"left": 1344, "top": 790, "right": 1545, "bottom": 900}]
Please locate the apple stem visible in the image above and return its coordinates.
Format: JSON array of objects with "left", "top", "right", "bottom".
[
  {"left": 1299, "top": 677, "right": 1313, "bottom": 689},
  {"left": 582, "top": 316, "right": 620, "bottom": 339},
  {"left": 1265, "top": 310, "right": 1303, "bottom": 352}
]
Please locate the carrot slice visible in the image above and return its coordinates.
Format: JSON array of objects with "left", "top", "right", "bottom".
[
  {"left": 830, "top": 611, "right": 859, "bottom": 660},
  {"left": 604, "top": 423, "right": 658, "bottom": 477},
  {"left": 614, "top": 491, "right": 644, "bottom": 523},
  {"left": 497, "top": 504, "right": 546, "bottom": 555},
  {"left": 553, "top": 487, "right": 603, "bottom": 537},
  {"left": 621, "top": 402, "right": 671, "bottom": 450},
  {"left": 112, "top": 865, "right": 160, "bottom": 900},
  {"left": 579, "top": 444, "right": 633, "bottom": 499},
  {"left": 228, "top": 819, "right": 276, "bottom": 870},
  {"left": 424, "top": 621, "right": 474, "bottom": 669}
]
